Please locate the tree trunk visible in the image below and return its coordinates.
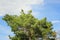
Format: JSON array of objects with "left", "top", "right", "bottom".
[{"left": 29, "top": 37, "right": 31, "bottom": 40}]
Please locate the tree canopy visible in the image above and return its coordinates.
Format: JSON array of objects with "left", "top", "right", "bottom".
[{"left": 3, "top": 10, "right": 56, "bottom": 40}]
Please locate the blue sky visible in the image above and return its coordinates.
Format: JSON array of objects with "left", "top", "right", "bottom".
[{"left": 0, "top": 0, "right": 60, "bottom": 40}]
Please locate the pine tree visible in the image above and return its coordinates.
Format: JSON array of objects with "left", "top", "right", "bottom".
[{"left": 3, "top": 10, "right": 56, "bottom": 40}]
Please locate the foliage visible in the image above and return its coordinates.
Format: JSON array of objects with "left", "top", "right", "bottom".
[{"left": 3, "top": 10, "right": 56, "bottom": 40}]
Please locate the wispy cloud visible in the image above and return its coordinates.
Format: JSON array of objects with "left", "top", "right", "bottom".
[
  {"left": 0, "top": 35, "right": 10, "bottom": 40},
  {"left": 0, "top": 0, "right": 44, "bottom": 16},
  {"left": 52, "top": 20, "right": 60, "bottom": 24},
  {"left": 0, "top": 25, "right": 14, "bottom": 40}
]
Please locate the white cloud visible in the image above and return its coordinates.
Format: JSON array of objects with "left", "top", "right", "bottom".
[
  {"left": 52, "top": 20, "right": 60, "bottom": 24},
  {"left": 0, "top": 25, "right": 14, "bottom": 37},
  {"left": 0, "top": 0, "right": 44, "bottom": 16},
  {"left": 0, "top": 35, "right": 10, "bottom": 40}
]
